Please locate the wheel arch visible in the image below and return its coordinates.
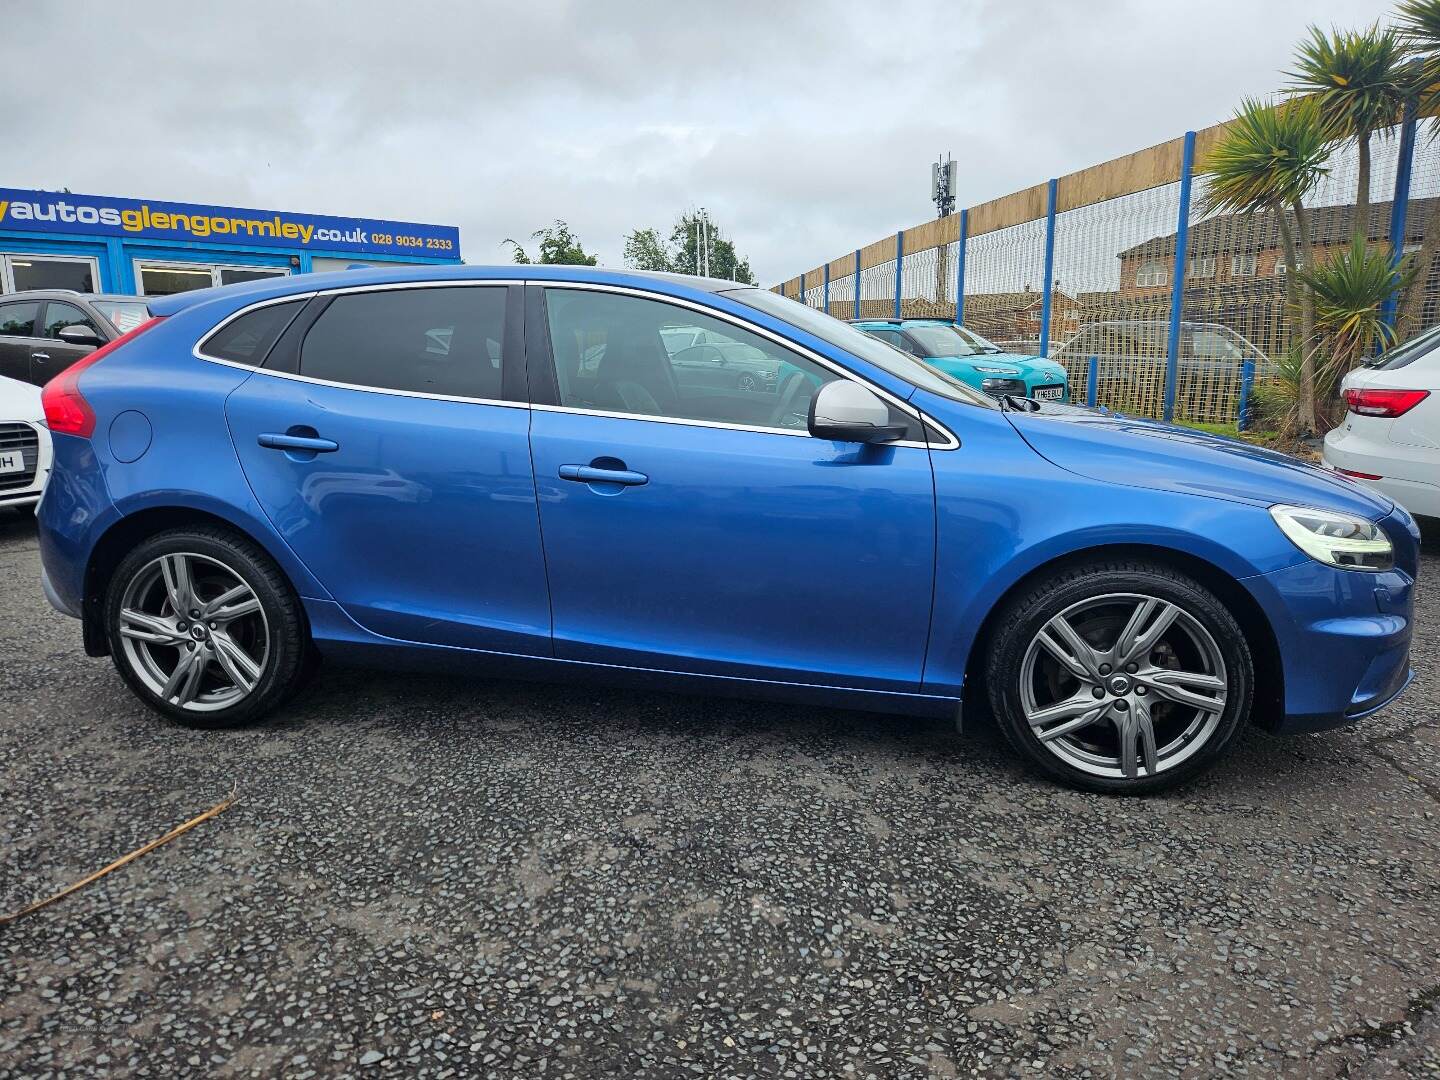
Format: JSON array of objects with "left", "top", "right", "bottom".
[
  {"left": 81, "top": 505, "right": 312, "bottom": 658},
  {"left": 960, "top": 542, "right": 1284, "bottom": 729}
]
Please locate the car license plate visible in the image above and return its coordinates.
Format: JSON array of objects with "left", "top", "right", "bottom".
[
  {"left": 1034, "top": 386, "right": 1065, "bottom": 401},
  {"left": 0, "top": 451, "right": 24, "bottom": 475}
]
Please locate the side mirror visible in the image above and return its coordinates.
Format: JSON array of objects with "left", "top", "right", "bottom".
[
  {"left": 57, "top": 325, "right": 105, "bottom": 348},
  {"left": 808, "top": 380, "right": 909, "bottom": 443}
]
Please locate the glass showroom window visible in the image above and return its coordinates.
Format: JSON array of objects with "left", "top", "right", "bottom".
[
  {"left": 0, "top": 254, "right": 99, "bottom": 294},
  {"left": 135, "top": 261, "right": 288, "bottom": 297}
]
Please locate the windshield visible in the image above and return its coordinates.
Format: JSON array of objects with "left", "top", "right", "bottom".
[
  {"left": 905, "top": 324, "right": 1002, "bottom": 358},
  {"left": 723, "top": 289, "right": 998, "bottom": 408},
  {"left": 1368, "top": 323, "right": 1440, "bottom": 371},
  {"left": 93, "top": 300, "right": 151, "bottom": 334}
]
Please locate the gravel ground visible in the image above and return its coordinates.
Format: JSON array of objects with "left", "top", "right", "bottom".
[{"left": 1, "top": 509, "right": 1437, "bottom": 1079}]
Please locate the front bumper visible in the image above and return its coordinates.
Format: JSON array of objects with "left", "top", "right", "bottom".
[{"left": 1246, "top": 508, "right": 1418, "bottom": 734}]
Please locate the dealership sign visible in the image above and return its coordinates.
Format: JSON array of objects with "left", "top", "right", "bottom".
[{"left": 0, "top": 187, "right": 459, "bottom": 258}]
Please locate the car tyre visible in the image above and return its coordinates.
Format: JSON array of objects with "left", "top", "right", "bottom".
[
  {"left": 103, "top": 525, "right": 310, "bottom": 729},
  {"left": 985, "top": 558, "right": 1253, "bottom": 794}
]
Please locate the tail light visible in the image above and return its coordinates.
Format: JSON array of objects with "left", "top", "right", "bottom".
[
  {"left": 1343, "top": 387, "right": 1430, "bottom": 418},
  {"left": 41, "top": 316, "right": 164, "bottom": 437}
]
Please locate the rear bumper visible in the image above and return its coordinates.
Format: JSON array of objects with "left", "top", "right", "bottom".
[{"left": 1323, "top": 429, "right": 1440, "bottom": 519}]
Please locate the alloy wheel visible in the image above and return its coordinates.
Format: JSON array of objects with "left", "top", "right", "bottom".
[
  {"left": 116, "top": 552, "right": 270, "bottom": 712},
  {"left": 1018, "top": 592, "right": 1228, "bottom": 780}
]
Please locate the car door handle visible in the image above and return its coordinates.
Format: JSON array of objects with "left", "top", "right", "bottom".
[
  {"left": 258, "top": 432, "right": 339, "bottom": 453},
  {"left": 30, "top": 352, "right": 49, "bottom": 362},
  {"left": 558, "top": 464, "right": 648, "bottom": 486}
]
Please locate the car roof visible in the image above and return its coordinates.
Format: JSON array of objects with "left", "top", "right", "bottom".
[
  {"left": 0, "top": 289, "right": 147, "bottom": 303},
  {"left": 145, "top": 264, "right": 758, "bottom": 318}
]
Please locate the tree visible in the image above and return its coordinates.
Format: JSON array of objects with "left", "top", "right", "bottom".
[
  {"left": 622, "top": 227, "right": 673, "bottom": 272},
  {"left": 502, "top": 220, "right": 598, "bottom": 265},
  {"left": 668, "top": 212, "right": 756, "bottom": 283},
  {"left": 1287, "top": 24, "right": 1408, "bottom": 225},
  {"left": 1394, "top": 0, "right": 1440, "bottom": 336},
  {"left": 1299, "top": 236, "right": 1416, "bottom": 413},
  {"left": 1200, "top": 97, "right": 1330, "bottom": 432}
]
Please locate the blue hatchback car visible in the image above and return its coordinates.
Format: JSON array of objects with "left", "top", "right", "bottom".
[{"left": 36, "top": 266, "right": 1418, "bottom": 793}]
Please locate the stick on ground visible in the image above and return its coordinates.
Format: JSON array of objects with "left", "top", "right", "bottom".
[{"left": 0, "top": 787, "right": 238, "bottom": 926}]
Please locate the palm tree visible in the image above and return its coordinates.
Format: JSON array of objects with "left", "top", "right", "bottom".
[
  {"left": 1287, "top": 24, "right": 1408, "bottom": 227},
  {"left": 1395, "top": 0, "right": 1440, "bottom": 337},
  {"left": 1199, "top": 98, "right": 1330, "bottom": 432}
]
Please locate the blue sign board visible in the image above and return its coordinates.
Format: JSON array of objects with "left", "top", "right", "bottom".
[{"left": 0, "top": 187, "right": 460, "bottom": 259}]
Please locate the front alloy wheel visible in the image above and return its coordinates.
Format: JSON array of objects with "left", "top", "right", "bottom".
[
  {"left": 986, "top": 560, "right": 1252, "bottom": 794},
  {"left": 1020, "top": 593, "right": 1227, "bottom": 780}
]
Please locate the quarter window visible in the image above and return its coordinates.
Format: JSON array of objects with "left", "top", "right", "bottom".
[
  {"left": 0, "top": 301, "right": 39, "bottom": 337},
  {"left": 300, "top": 287, "right": 506, "bottom": 399},
  {"left": 202, "top": 300, "right": 305, "bottom": 366},
  {"left": 543, "top": 288, "right": 843, "bottom": 432}
]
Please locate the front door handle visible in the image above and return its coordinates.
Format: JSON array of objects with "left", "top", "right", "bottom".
[
  {"left": 30, "top": 351, "right": 50, "bottom": 362},
  {"left": 558, "top": 464, "right": 648, "bottom": 486},
  {"left": 258, "top": 432, "right": 339, "bottom": 453}
]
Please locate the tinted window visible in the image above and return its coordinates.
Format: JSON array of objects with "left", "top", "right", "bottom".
[
  {"left": 544, "top": 288, "right": 842, "bottom": 432},
  {"left": 43, "top": 301, "right": 100, "bottom": 339},
  {"left": 203, "top": 300, "right": 305, "bottom": 365},
  {"left": 0, "top": 301, "right": 38, "bottom": 337},
  {"left": 301, "top": 288, "right": 506, "bottom": 399},
  {"left": 1371, "top": 323, "right": 1440, "bottom": 371}
]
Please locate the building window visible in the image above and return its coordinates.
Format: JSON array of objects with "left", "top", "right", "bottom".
[
  {"left": 1, "top": 253, "right": 99, "bottom": 294},
  {"left": 1189, "top": 256, "right": 1216, "bottom": 279},
  {"left": 1135, "top": 261, "right": 1168, "bottom": 288},
  {"left": 1230, "top": 254, "right": 1256, "bottom": 277},
  {"left": 134, "top": 260, "right": 289, "bottom": 297}
]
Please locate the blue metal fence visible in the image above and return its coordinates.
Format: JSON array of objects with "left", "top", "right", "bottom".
[{"left": 779, "top": 105, "right": 1429, "bottom": 429}]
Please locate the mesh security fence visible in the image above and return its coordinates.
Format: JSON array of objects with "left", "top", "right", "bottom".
[
  {"left": 962, "top": 216, "right": 1048, "bottom": 354},
  {"left": 775, "top": 108, "right": 1436, "bottom": 428}
]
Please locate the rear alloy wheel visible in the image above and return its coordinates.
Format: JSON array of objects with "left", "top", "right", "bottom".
[
  {"left": 105, "top": 527, "right": 309, "bottom": 728},
  {"left": 986, "top": 561, "right": 1253, "bottom": 794}
]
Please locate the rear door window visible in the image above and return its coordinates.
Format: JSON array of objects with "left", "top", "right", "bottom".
[
  {"left": 0, "top": 301, "right": 38, "bottom": 337},
  {"left": 300, "top": 287, "right": 506, "bottom": 399}
]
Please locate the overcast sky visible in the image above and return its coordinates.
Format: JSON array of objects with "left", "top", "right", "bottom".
[{"left": 3, "top": 0, "right": 1393, "bottom": 284}]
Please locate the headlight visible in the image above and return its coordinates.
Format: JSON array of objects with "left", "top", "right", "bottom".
[{"left": 1269, "top": 504, "right": 1393, "bottom": 572}]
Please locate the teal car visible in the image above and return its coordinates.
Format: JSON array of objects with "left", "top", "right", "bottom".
[{"left": 850, "top": 318, "right": 1070, "bottom": 402}]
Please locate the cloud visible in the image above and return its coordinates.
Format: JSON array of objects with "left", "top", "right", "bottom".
[{"left": 0, "top": 0, "right": 1387, "bottom": 283}]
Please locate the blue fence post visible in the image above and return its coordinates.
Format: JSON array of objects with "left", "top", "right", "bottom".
[
  {"left": 823, "top": 263, "right": 830, "bottom": 316},
  {"left": 1164, "top": 130, "right": 1197, "bottom": 423},
  {"left": 853, "top": 249, "right": 862, "bottom": 320},
  {"left": 894, "top": 231, "right": 904, "bottom": 319},
  {"left": 1086, "top": 356, "right": 1099, "bottom": 407},
  {"left": 1237, "top": 359, "right": 1255, "bottom": 431},
  {"left": 955, "top": 208, "right": 968, "bottom": 326},
  {"left": 1038, "top": 178, "right": 1058, "bottom": 357},
  {"left": 1381, "top": 97, "right": 1419, "bottom": 336}
]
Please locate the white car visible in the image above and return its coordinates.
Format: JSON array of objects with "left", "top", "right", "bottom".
[
  {"left": 0, "top": 374, "right": 51, "bottom": 511},
  {"left": 1324, "top": 325, "right": 1440, "bottom": 520}
]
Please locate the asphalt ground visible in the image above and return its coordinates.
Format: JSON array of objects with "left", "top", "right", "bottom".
[{"left": 1, "top": 509, "right": 1437, "bottom": 1078}]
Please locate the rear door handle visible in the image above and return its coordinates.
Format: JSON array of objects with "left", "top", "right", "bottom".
[
  {"left": 30, "top": 352, "right": 49, "bottom": 361},
  {"left": 258, "top": 432, "right": 339, "bottom": 453},
  {"left": 558, "top": 464, "right": 648, "bottom": 486}
]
